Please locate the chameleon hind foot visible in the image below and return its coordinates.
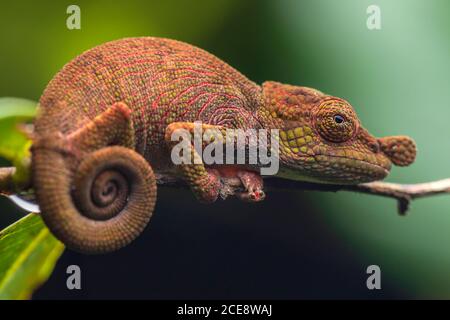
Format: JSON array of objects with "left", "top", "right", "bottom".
[
  {"left": 32, "top": 103, "right": 156, "bottom": 254},
  {"left": 69, "top": 102, "right": 135, "bottom": 152}
]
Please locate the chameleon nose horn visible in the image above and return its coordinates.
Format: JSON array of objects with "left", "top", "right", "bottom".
[{"left": 378, "top": 136, "right": 417, "bottom": 166}]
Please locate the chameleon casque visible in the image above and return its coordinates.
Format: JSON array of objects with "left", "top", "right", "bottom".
[{"left": 29, "top": 37, "right": 416, "bottom": 254}]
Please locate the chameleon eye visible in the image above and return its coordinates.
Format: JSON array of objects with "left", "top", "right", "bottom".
[
  {"left": 315, "top": 99, "right": 358, "bottom": 143},
  {"left": 334, "top": 114, "right": 345, "bottom": 124}
]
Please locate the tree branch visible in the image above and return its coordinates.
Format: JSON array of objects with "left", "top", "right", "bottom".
[{"left": 155, "top": 174, "right": 450, "bottom": 215}]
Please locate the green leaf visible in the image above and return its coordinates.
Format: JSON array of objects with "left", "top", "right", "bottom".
[
  {"left": 0, "top": 97, "right": 36, "bottom": 120},
  {"left": 0, "top": 97, "right": 37, "bottom": 189},
  {"left": 0, "top": 213, "right": 64, "bottom": 300}
]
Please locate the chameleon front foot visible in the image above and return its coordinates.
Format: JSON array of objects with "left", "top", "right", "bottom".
[
  {"left": 165, "top": 122, "right": 226, "bottom": 203},
  {"left": 165, "top": 122, "right": 266, "bottom": 203},
  {"left": 190, "top": 167, "right": 265, "bottom": 203},
  {"left": 193, "top": 168, "right": 223, "bottom": 203},
  {"left": 213, "top": 167, "right": 265, "bottom": 202},
  {"left": 236, "top": 170, "right": 265, "bottom": 202}
]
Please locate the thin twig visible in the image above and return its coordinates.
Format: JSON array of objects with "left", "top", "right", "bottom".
[
  {"left": 347, "top": 179, "right": 450, "bottom": 214},
  {"left": 156, "top": 174, "right": 450, "bottom": 215}
]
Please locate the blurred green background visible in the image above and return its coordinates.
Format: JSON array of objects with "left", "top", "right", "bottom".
[{"left": 1, "top": 0, "right": 449, "bottom": 299}]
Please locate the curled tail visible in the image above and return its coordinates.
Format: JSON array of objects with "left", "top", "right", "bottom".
[{"left": 31, "top": 103, "right": 157, "bottom": 254}]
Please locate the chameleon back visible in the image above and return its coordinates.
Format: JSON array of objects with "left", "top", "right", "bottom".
[{"left": 35, "top": 37, "right": 262, "bottom": 161}]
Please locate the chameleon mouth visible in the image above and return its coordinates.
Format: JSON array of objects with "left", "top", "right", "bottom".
[{"left": 312, "top": 154, "right": 391, "bottom": 184}]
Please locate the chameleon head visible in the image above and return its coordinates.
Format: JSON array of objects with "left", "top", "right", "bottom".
[{"left": 262, "top": 81, "right": 416, "bottom": 184}]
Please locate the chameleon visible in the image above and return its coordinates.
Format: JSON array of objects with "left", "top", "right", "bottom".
[{"left": 15, "top": 37, "right": 416, "bottom": 254}]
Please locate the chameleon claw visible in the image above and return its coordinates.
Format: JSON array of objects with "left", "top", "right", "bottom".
[{"left": 236, "top": 170, "right": 265, "bottom": 202}]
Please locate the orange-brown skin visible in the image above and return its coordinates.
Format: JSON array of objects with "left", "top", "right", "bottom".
[
  {"left": 30, "top": 37, "right": 416, "bottom": 254},
  {"left": 260, "top": 82, "right": 416, "bottom": 184}
]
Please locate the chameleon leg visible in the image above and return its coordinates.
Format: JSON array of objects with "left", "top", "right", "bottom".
[
  {"left": 165, "top": 122, "right": 265, "bottom": 203},
  {"left": 69, "top": 102, "right": 135, "bottom": 152},
  {"left": 165, "top": 122, "right": 223, "bottom": 203},
  {"left": 32, "top": 102, "right": 156, "bottom": 254}
]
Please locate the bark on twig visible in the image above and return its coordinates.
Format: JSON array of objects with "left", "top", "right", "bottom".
[
  {"left": 156, "top": 174, "right": 450, "bottom": 215},
  {"left": 2, "top": 169, "right": 449, "bottom": 215}
]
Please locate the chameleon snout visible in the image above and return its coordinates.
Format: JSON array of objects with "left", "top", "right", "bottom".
[{"left": 378, "top": 135, "right": 417, "bottom": 167}]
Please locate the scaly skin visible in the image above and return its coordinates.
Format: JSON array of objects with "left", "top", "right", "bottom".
[{"left": 29, "top": 37, "right": 416, "bottom": 254}]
